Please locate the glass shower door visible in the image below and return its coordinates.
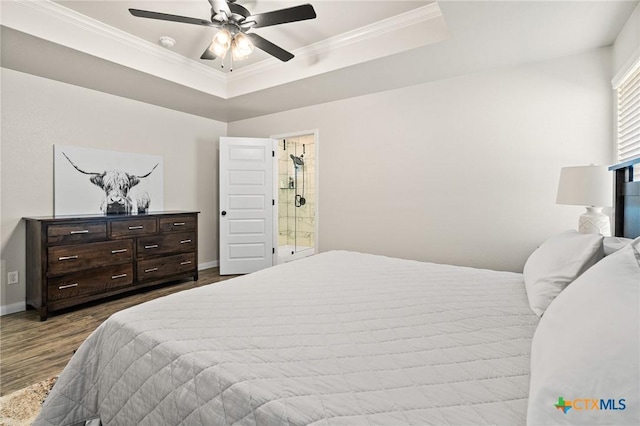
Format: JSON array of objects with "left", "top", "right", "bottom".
[{"left": 276, "top": 133, "right": 315, "bottom": 263}]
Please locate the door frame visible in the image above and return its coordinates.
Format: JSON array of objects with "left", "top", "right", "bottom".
[{"left": 270, "top": 129, "right": 319, "bottom": 265}]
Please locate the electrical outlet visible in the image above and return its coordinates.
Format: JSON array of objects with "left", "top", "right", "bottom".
[{"left": 8, "top": 271, "right": 19, "bottom": 285}]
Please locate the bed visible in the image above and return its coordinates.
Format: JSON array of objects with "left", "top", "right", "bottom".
[{"left": 34, "top": 161, "right": 640, "bottom": 426}]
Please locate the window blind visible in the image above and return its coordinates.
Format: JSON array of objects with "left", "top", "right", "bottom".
[{"left": 617, "top": 61, "right": 640, "bottom": 180}]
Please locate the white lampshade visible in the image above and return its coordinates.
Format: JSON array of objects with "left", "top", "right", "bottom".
[
  {"left": 556, "top": 165, "right": 612, "bottom": 236},
  {"left": 556, "top": 165, "right": 612, "bottom": 206}
]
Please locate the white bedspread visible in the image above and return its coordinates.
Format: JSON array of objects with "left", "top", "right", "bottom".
[{"left": 35, "top": 251, "right": 539, "bottom": 425}]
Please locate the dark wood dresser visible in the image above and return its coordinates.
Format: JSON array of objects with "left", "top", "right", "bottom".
[{"left": 24, "top": 211, "right": 199, "bottom": 320}]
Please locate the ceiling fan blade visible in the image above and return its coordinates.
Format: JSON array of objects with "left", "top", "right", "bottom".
[
  {"left": 246, "top": 4, "right": 316, "bottom": 29},
  {"left": 246, "top": 33, "right": 294, "bottom": 62},
  {"left": 209, "top": 0, "right": 232, "bottom": 19},
  {"left": 229, "top": 2, "right": 251, "bottom": 19},
  {"left": 129, "top": 9, "right": 214, "bottom": 27},
  {"left": 200, "top": 43, "right": 217, "bottom": 60}
]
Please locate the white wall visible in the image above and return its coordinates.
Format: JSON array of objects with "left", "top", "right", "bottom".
[
  {"left": 0, "top": 47, "right": 617, "bottom": 313},
  {"left": 0, "top": 68, "right": 226, "bottom": 313},
  {"left": 229, "top": 48, "right": 614, "bottom": 273},
  {"left": 612, "top": 2, "right": 640, "bottom": 78}
]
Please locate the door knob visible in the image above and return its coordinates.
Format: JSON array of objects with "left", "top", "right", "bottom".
[{"left": 221, "top": 211, "right": 227, "bottom": 216}]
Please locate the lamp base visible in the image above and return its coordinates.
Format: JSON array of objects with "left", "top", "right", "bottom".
[{"left": 579, "top": 206, "right": 610, "bottom": 236}]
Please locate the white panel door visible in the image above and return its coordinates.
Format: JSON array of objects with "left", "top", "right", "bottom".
[{"left": 219, "top": 137, "right": 274, "bottom": 275}]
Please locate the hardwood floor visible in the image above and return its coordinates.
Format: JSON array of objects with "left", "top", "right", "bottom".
[{"left": 0, "top": 267, "right": 235, "bottom": 396}]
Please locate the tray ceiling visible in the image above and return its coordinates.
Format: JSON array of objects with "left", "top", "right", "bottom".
[{"left": 1, "top": 1, "right": 637, "bottom": 122}]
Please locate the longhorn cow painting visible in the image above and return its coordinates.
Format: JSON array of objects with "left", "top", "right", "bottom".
[{"left": 54, "top": 145, "right": 164, "bottom": 216}]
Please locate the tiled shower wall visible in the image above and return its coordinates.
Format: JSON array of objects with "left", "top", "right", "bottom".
[{"left": 277, "top": 134, "right": 315, "bottom": 250}]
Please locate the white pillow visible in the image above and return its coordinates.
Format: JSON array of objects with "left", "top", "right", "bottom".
[
  {"left": 527, "top": 237, "right": 640, "bottom": 425},
  {"left": 523, "top": 231, "right": 604, "bottom": 316},
  {"left": 603, "top": 236, "right": 633, "bottom": 256}
]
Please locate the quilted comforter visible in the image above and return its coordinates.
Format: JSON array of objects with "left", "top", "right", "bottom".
[{"left": 35, "top": 251, "right": 539, "bottom": 425}]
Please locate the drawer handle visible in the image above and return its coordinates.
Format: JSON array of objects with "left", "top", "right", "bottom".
[
  {"left": 173, "top": 222, "right": 186, "bottom": 226},
  {"left": 58, "top": 255, "right": 78, "bottom": 261},
  {"left": 144, "top": 244, "right": 159, "bottom": 249},
  {"left": 180, "top": 261, "right": 192, "bottom": 265},
  {"left": 180, "top": 239, "right": 192, "bottom": 244},
  {"left": 111, "top": 249, "right": 128, "bottom": 254},
  {"left": 111, "top": 274, "right": 127, "bottom": 280},
  {"left": 144, "top": 267, "right": 159, "bottom": 273},
  {"left": 69, "top": 230, "right": 89, "bottom": 235},
  {"left": 58, "top": 283, "right": 78, "bottom": 290},
  {"left": 128, "top": 225, "right": 144, "bottom": 230}
]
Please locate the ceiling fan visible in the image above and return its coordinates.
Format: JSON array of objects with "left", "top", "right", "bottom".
[{"left": 129, "top": 0, "right": 317, "bottom": 68}]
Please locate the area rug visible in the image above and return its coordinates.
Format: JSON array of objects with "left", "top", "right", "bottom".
[{"left": 0, "top": 377, "right": 57, "bottom": 426}]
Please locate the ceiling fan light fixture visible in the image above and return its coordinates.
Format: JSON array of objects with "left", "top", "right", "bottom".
[
  {"left": 232, "top": 32, "right": 254, "bottom": 60},
  {"left": 129, "top": 1, "right": 317, "bottom": 64},
  {"left": 211, "top": 28, "right": 232, "bottom": 57}
]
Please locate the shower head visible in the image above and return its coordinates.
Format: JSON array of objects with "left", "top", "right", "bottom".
[{"left": 290, "top": 154, "right": 304, "bottom": 166}]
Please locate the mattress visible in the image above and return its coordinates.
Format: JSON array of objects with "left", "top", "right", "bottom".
[{"left": 35, "top": 251, "right": 539, "bottom": 425}]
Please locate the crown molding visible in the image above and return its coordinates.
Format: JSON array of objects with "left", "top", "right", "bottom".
[
  {"left": 1, "top": 0, "right": 228, "bottom": 96},
  {"left": 302, "top": 3, "right": 442, "bottom": 60},
  {"left": 229, "top": 3, "right": 442, "bottom": 83},
  {"left": 227, "top": 3, "right": 449, "bottom": 97},
  {"left": 1, "top": 0, "right": 448, "bottom": 100}
]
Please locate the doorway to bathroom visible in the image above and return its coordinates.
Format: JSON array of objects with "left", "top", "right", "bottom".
[{"left": 273, "top": 131, "right": 318, "bottom": 264}]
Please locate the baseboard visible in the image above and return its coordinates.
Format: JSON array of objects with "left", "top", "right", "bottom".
[
  {"left": 198, "top": 260, "right": 219, "bottom": 270},
  {"left": 0, "top": 302, "right": 26, "bottom": 316}
]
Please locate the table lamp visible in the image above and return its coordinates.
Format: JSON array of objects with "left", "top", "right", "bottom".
[{"left": 556, "top": 165, "right": 612, "bottom": 236}]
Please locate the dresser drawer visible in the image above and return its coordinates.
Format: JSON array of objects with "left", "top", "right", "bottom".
[
  {"left": 159, "top": 215, "right": 197, "bottom": 233},
  {"left": 25, "top": 211, "right": 198, "bottom": 320},
  {"left": 47, "top": 222, "right": 107, "bottom": 245},
  {"left": 137, "top": 232, "right": 196, "bottom": 258},
  {"left": 48, "top": 264, "right": 133, "bottom": 301},
  {"left": 110, "top": 218, "right": 157, "bottom": 238},
  {"left": 48, "top": 240, "right": 133, "bottom": 275},
  {"left": 138, "top": 252, "right": 196, "bottom": 281}
]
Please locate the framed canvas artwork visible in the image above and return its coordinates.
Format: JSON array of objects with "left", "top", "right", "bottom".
[{"left": 54, "top": 145, "right": 164, "bottom": 215}]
